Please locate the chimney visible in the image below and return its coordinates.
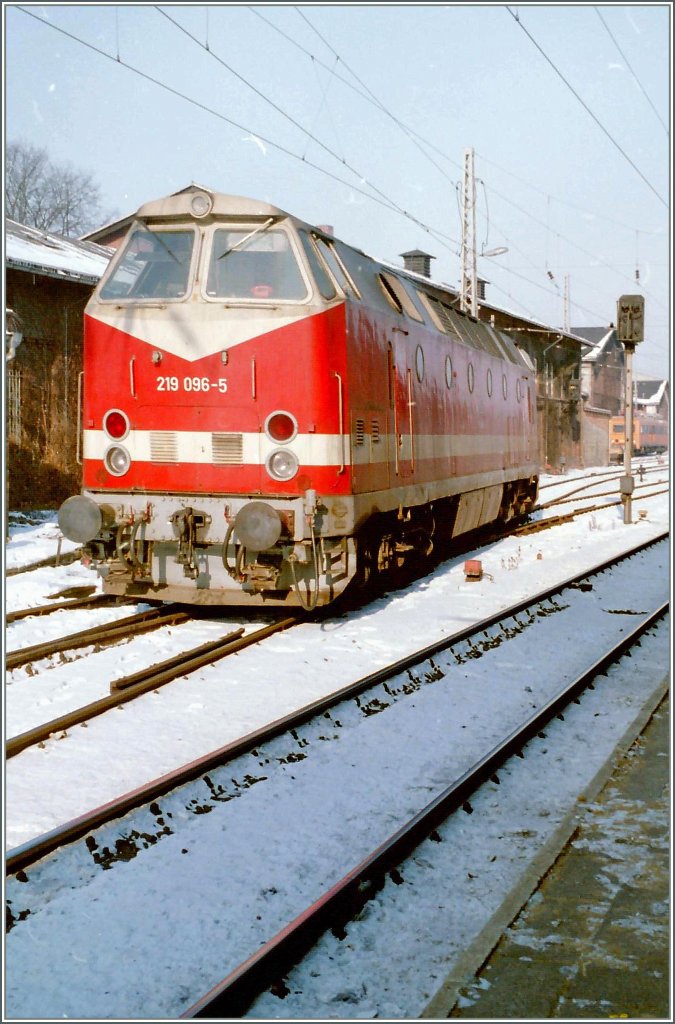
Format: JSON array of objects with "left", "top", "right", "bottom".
[{"left": 400, "top": 249, "right": 435, "bottom": 278}]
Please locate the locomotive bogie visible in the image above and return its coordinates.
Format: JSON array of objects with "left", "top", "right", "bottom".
[{"left": 59, "top": 188, "right": 539, "bottom": 609}]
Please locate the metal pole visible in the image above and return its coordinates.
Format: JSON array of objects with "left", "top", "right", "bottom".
[
  {"left": 622, "top": 342, "right": 635, "bottom": 524},
  {"left": 460, "top": 148, "right": 477, "bottom": 318}
]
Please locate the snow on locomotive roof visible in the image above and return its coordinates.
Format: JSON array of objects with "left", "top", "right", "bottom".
[{"left": 6, "top": 220, "right": 113, "bottom": 285}]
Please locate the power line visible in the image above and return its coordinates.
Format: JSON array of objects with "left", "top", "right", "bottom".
[
  {"left": 252, "top": 4, "right": 667, "bottom": 295},
  {"left": 594, "top": 6, "right": 669, "bottom": 136},
  {"left": 16, "top": 5, "right": 462, "bottom": 260},
  {"left": 154, "top": 6, "right": 398, "bottom": 215},
  {"left": 13, "top": 5, "right": 667, "bottom": 331},
  {"left": 253, "top": 7, "right": 665, "bottom": 238},
  {"left": 285, "top": 8, "right": 652, "bottom": 320},
  {"left": 506, "top": 6, "right": 667, "bottom": 207}
]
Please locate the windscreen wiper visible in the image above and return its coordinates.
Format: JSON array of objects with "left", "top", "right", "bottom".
[{"left": 217, "top": 217, "right": 275, "bottom": 260}]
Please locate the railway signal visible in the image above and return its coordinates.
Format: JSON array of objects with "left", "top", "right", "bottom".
[{"left": 616, "top": 295, "right": 645, "bottom": 524}]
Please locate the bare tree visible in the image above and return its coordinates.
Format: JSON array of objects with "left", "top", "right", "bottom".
[{"left": 5, "top": 140, "right": 107, "bottom": 237}]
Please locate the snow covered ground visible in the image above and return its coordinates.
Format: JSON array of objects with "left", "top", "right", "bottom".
[
  {"left": 3, "top": 461, "right": 671, "bottom": 1020},
  {"left": 4, "top": 462, "right": 670, "bottom": 848}
]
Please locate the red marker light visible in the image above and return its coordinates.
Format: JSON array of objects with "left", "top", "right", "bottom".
[
  {"left": 265, "top": 412, "right": 297, "bottom": 443},
  {"left": 104, "top": 410, "right": 129, "bottom": 439}
]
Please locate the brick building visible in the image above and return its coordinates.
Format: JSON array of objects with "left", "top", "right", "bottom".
[{"left": 5, "top": 220, "right": 112, "bottom": 508}]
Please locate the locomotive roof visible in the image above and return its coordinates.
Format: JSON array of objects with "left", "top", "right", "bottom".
[{"left": 134, "top": 189, "right": 293, "bottom": 222}]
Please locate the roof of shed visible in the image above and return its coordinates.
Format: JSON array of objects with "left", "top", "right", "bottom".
[{"left": 5, "top": 220, "right": 114, "bottom": 284}]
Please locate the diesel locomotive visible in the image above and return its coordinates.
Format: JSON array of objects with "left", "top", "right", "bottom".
[{"left": 58, "top": 187, "right": 539, "bottom": 609}]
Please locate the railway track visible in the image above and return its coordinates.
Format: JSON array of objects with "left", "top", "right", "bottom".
[
  {"left": 6, "top": 591, "right": 125, "bottom": 624},
  {"left": 6, "top": 531, "right": 667, "bottom": 864},
  {"left": 514, "top": 485, "right": 670, "bottom": 536},
  {"left": 6, "top": 617, "right": 297, "bottom": 760},
  {"left": 184, "top": 601, "right": 668, "bottom": 1019},
  {"left": 5, "top": 531, "right": 668, "bottom": 1019},
  {"left": 6, "top": 604, "right": 193, "bottom": 670}
]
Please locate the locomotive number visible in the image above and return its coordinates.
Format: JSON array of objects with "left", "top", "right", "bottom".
[{"left": 156, "top": 376, "right": 228, "bottom": 393}]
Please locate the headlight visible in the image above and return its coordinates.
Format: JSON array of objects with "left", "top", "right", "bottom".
[
  {"left": 266, "top": 449, "right": 299, "bottom": 481},
  {"left": 190, "top": 192, "right": 213, "bottom": 217},
  {"left": 104, "top": 445, "right": 131, "bottom": 476}
]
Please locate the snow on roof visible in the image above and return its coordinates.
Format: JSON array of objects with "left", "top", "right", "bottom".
[
  {"left": 5, "top": 220, "right": 113, "bottom": 285},
  {"left": 635, "top": 378, "right": 669, "bottom": 406},
  {"left": 573, "top": 326, "right": 618, "bottom": 362}
]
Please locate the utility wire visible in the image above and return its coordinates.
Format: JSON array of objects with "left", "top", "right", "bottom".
[
  {"left": 506, "top": 6, "right": 667, "bottom": 207},
  {"left": 595, "top": 6, "right": 669, "bottom": 135},
  {"left": 254, "top": 6, "right": 664, "bottom": 238},
  {"left": 252, "top": 2, "right": 667, "bottom": 301},
  {"left": 16, "top": 5, "right": 462, "bottom": 259},
  {"left": 154, "top": 6, "right": 398, "bottom": 214},
  {"left": 14, "top": 5, "right": 663, "bottom": 327},
  {"left": 292, "top": 7, "right": 635, "bottom": 319},
  {"left": 155, "top": 6, "right": 466, "bottom": 255}
]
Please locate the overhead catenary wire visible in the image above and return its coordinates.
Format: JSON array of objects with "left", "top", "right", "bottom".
[
  {"left": 506, "top": 6, "right": 667, "bottom": 208},
  {"left": 278, "top": 8, "right": 641, "bottom": 324},
  {"left": 16, "top": 5, "right": 463, "bottom": 261},
  {"left": 251, "top": 4, "right": 666, "bottom": 313},
  {"left": 13, "top": 5, "right": 665, "bottom": 335},
  {"left": 594, "top": 6, "right": 669, "bottom": 136},
  {"left": 253, "top": 6, "right": 664, "bottom": 240}
]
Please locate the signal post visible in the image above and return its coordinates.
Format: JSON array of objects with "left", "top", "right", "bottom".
[{"left": 616, "top": 295, "right": 645, "bottom": 525}]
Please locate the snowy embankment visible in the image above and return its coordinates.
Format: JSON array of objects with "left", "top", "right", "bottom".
[
  {"left": 3, "top": 464, "right": 670, "bottom": 1020},
  {"left": 4, "top": 463, "right": 669, "bottom": 850}
]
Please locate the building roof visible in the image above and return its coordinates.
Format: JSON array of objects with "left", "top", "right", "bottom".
[
  {"left": 573, "top": 326, "right": 618, "bottom": 362},
  {"left": 635, "top": 378, "right": 669, "bottom": 406},
  {"left": 5, "top": 220, "right": 113, "bottom": 285}
]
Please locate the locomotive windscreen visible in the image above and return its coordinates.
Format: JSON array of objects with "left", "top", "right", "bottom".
[
  {"left": 99, "top": 228, "right": 195, "bottom": 300},
  {"left": 206, "top": 228, "right": 308, "bottom": 300}
]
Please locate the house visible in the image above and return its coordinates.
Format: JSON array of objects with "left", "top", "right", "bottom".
[
  {"left": 634, "top": 375, "right": 669, "bottom": 420},
  {"left": 573, "top": 325, "right": 625, "bottom": 466},
  {"left": 5, "top": 219, "right": 113, "bottom": 508}
]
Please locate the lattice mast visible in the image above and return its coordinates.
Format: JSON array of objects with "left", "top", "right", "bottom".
[{"left": 460, "top": 147, "right": 478, "bottom": 318}]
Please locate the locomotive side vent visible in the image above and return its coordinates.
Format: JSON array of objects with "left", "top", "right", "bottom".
[
  {"left": 212, "top": 432, "right": 244, "bottom": 464},
  {"left": 371, "top": 418, "right": 380, "bottom": 444},
  {"left": 150, "top": 431, "right": 179, "bottom": 463},
  {"left": 354, "top": 418, "right": 366, "bottom": 445}
]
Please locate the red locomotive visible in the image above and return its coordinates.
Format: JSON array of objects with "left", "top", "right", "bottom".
[{"left": 58, "top": 187, "right": 539, "bottom": 609}]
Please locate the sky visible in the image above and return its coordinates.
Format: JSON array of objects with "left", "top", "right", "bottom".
[
  {"left": 3, "top": 3, "right": 672, "bottom": 379},
  {"left": 4, "top": 462, "right": 670, "bottom": 1018}
]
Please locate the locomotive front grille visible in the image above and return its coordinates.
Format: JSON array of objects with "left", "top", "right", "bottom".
[
  {"left": 212, "top": 432, "right": 244, "bottom": 465},
  {"left": 150, "top": 431, "right": 179, "bottom": 463}
]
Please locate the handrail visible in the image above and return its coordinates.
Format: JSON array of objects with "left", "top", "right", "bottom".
[
  {"left": 334, "top": 371, "right": 345, "bottom": 473},
  {"left": 407, "top": 367, "right": 415, "bottom": 472},
  {"left": 76, "top": 371, "right": 84, "bottom": 465}
]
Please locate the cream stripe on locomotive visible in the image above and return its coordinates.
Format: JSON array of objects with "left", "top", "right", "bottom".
[
  {"left": 84, "top": 428, "right": 529, "bottom": 465},
  {"left": 83, "top": 429, "right": 347, "bottom": 465},
  {"left": 90, "top": 308, "right": 315, "bottom": 363}
]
